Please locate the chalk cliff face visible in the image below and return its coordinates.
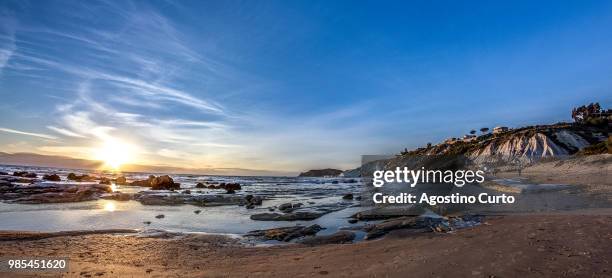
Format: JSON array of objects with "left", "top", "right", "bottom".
[{"left": 468, "top": 130, "right": 591, "bottom": 164}]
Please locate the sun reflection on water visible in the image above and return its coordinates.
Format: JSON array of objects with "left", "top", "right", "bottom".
[{"left": 103, "top": 202, "right": 116, "bottom": 212}]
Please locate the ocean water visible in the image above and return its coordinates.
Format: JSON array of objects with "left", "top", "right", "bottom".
[{"left": 0, "top": 165, "right": 366, "bottom": 240}]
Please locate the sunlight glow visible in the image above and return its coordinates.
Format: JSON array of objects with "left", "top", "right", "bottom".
[
  {"left": 103, "top": 202, "right": 116, "bottom": 212},
  {"left": 94, "top": 138, "right": 134, "bottom": 170}
]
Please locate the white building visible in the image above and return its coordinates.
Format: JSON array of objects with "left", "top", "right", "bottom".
[{"left": 493, "top": 126, "right": 509, "bottom": 134}]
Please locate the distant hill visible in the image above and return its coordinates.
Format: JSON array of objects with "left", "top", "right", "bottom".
[
  {"left": 0, "top": 152, "right": 295, "bottom": 176},
  {"left": 0, "top": 152, "right": 103, "bottom": 170},
  {"left": 298, "top": 168, "right": 343, "bottom": 177}
]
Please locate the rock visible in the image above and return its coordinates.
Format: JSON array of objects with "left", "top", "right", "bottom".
[
  {"left": 345, "top": 179, "right": 358, "bottom": 183},
  {"left": 0, "top": 171, "right": 8, "bottom": 175},
  {"left": 342, "top": 194, "right": 354, "bottom": 200},
  {"left": 99, "top": 178, "right": 111, "bottom": 185},
  {"left": 195, "top": 182, "right": 206, "bottom": 188},
  {"left": 130, "top": 175, "right": 180, "bottom": 190},
  {"left": 206, "top": 182, "right": 241, "bottom": 192},
  {"left": 194, "top": 210, "right": 201, "bottom": 214},
  {"left": 243, "top": 195, "right": 262, "bottom": 209},
  {"left": 133, "top": 192, "right": 247, "bottom": 207},
  {"left": 42, "top": 174, "right": 61, "bottom": 181},
  {"left": 150, "top": 175, "right": 180, "bottom": 190},
  {"left": 250, "top": 211, "right": 323, "bottom": 221},
  {"left": 278, "top": 203, "right": 293, "bottom": 211},
  {"left": 246, "top": 224, "right": 323, "bottom": 241},
  {"left": 2, "top": 183, "right": 112, "bottom": 204},
  {"left": 155, "top": 214, "right": 165, "bottom": 219},
  {"left": 278, "top": 202, "right": 302, "bottom": 212},
  {"left": 115, "top": 176, "right": 127, "bottom": 185},
  {"left": 348, "top": 219, "right": 358, "bottom": 224},
  {"left": 364, "top": 216, "right": 441, "bottom": 240},
  {"left": 182, "top": 190, "right": 191, "bottom": 194},
  {"left": 298, "top": 231, "right": 355, "bottom": 245},
  {"left": 13, "top": 171, "right": 37, "bottom": 178},
  {"left": 143, "top": 221, "right": 151, "bottom": 225},
  {"left": 331, "top": 180, "right": 339, "bottom": 184},
  {"left": 67, "top": 173, "right": 96, "bottom": 182},
  {"left": 298, "top": 169, "right": 343, "bottom": 177}
]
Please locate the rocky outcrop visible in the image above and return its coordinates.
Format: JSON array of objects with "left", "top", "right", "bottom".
[
  {"left": 298, "top": 169, "right": 343, "bottom": 177},
  {"left": 246, "top": 224, "right": 323, "bottom": 242}
]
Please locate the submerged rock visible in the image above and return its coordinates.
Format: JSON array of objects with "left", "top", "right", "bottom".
[
  {"left": 133, "top": 192, "right": 263, "bottom": 207},
  {"left": 298, "top": 231, "right": 355, "bottom": 245},
  {"left": 195, "top": 182, "right": 206, "bottom": 188},
  {"left": 246, "top": 224, "right": 323, "bottom": 242},
  {"left": 250, "top": 211, "right": 323, "bottom": 221}
]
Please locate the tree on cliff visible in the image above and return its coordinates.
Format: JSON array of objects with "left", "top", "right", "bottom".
[
  {"left": 480, "top": 127, "right": 489, "bottom": 134},
  {"left": 572, "top": 102, "right": 602, "bottom": 122}
]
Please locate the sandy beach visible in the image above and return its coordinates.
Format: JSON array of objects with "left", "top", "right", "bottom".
[{"left": 1, "top": 212, "right": 610, "bottom": 277}]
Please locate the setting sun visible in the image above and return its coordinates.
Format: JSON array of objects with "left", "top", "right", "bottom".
[{"left": 94, "top": 138, "right": 134, "bottom": 170}]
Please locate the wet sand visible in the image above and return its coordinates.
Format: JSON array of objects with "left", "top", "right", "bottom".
[{"left": 1, "top": 211, "right": 611, "bottom": 277}]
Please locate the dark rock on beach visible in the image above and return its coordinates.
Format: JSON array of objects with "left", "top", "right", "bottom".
[{"left": 246, "top": 224, "right": 323, "bottom": 242}]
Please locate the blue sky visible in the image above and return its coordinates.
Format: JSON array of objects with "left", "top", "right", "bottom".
[{"left": 0, "top": 0, "right": 611, "bottom": 172}]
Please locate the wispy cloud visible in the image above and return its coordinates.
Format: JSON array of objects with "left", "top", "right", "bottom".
[
  {"left": 0, "top": 127, "right": 58, "bottom": 140},
  {"left": 47, "top": 126, "right": 86, "bottom": 138}
]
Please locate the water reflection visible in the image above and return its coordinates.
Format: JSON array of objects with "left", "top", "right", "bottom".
[{"left": 103, "top": 201, "right": 116, "bottom": 212}]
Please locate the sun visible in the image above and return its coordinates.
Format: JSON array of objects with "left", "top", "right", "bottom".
[{"left": 94, "top": 138, "right": 134, "bottom": 170}]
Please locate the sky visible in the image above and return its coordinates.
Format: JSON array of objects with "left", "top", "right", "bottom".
[{"left": 0, "top": 0, "right": 611, "bottom": 173}]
